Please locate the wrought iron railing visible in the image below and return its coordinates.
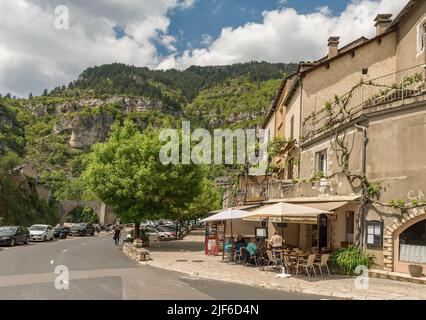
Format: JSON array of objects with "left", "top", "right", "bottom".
[{"left": 301, "top": 64, "right": 426, "bottom": 142}]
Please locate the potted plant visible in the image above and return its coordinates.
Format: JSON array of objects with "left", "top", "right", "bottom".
[{"left": 408, "top": 264, "right": 423, "bottom": 277}]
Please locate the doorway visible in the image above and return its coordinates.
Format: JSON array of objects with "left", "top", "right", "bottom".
[{"left": 319, "top": 214, "right": 328, "bottom": 249}]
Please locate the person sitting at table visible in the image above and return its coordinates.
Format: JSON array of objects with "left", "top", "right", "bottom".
[
  {"left": 235, "top": 235, "right": 247, "bottom": 251},
  {"left": 234, "top": 235, "right": 247, "bottom": 262},
  {"left": 269, "top": 231, "right": 283, "bottom": 250},
  {"left": 244, "top": 238, "right": 257, "bottom": 264}
]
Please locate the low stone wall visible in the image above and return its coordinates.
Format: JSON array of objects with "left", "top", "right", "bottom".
[{"left": 122, "top": 242, "right": 150, "bottom": 262}]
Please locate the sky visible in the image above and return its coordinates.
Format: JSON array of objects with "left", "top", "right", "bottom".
[{"left": 0, "top": 0, "right": 408, "bottom": 97}]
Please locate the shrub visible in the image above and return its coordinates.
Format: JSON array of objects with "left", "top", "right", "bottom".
[{"left": 330, "top": 245, "right": 375, "bottom": 275}]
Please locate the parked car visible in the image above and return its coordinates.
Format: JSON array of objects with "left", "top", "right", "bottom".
[
  {"left": 0, "top": 226, "right": 30, "bottom": 246},
  {"left": 155, "top": 225, "right": 176, "bottom": 238},
  {"left": 145, "top": 226, "right": 171, "bottom": 239},
  {"left": 53, "top": 226, "right": 69, "bottom": 239},
  {"left": 29, "top": 224, "right": 54, "bottom": 241},
  {"left": 139, "top": 226, "right": 159, "bottom": 242},
  {"left": 70, "top": 223, "right": 95, "bottom": 236}
]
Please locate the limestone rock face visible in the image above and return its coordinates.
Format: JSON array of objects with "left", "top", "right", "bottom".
[
  {"left": 45, "top": 96, "right": 163, "bottom": 149},
  {"left": 68, "top": 113, "right": 114, "bottom": 149}
]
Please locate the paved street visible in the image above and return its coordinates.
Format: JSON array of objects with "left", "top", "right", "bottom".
[{"left": 0, "top": 234, "right": 326, "bottom": 300}]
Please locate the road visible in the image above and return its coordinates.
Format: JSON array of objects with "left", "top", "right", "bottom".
[{"left": 0, "top": 234, "right": 327, "bottom": 300}]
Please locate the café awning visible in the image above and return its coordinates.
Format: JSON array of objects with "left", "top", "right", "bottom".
[
  {"left": 208, "top": 204, "right": 261, "bottom": 215},
  {"left": 243, "top": 202, "right": 330, "bottom": 224},
  {"left": 302, "top": 201, "right": 349, "bottom": 211},
  {"left": 201, "top": 209, "right": 252, "bottom": 222}
]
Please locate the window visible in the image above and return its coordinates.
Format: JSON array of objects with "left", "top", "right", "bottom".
[
  {"left": 417, "top": 19, "right": 426, "bottom": 54},
  {"left": 346, "top": 211, "right": 355, "bottom": 243},
  {"left": 316, "top": 149, "right": 328, "bottom": 173},
  {"left": 399, "top": 219, "right": 426, "bottom": 263},
  {"left": 366, "top": 221, "right": 382, "bottom": 247}
]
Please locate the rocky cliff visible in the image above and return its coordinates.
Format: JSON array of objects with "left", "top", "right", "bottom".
[{"left": 32, "top": 96, "right": 164, "bottom": 149}]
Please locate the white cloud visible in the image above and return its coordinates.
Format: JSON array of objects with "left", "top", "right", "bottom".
[
  {"left": 0, "top": 0, "right": 194, "bottom": 96},
  {"left": 159, "top": 0, "right": 407, "bottom": 69},
  {"left": 201, "top": 34, "right": 214, "bottom": 45}
]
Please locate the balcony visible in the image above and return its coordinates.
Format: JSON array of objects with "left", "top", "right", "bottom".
[{"left": 301, "top": 64, "right": 426, "bottom": 144}]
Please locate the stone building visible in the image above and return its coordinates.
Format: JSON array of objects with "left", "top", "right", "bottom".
[{"left": 254, "top": 0, "right": 426, "bottom": 274}]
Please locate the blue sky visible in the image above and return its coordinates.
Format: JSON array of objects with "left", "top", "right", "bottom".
[{"left": 166, "top": 0, "right": 351, "bottom": 54}]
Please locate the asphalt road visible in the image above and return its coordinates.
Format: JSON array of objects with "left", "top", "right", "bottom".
[{"left": 0, "top": 234, "right": 328, "bottom": 300}]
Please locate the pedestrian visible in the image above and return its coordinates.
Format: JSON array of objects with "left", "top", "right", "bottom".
[{"left": 113, "top": 226, "right": 121, "bottom": 245}]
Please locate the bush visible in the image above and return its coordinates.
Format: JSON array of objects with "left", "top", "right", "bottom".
[{"left": 330, "top": 245, "right": 375, "bottom": 275}]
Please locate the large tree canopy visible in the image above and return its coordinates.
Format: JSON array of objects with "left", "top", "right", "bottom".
[{"left": 82, "top": 120, "right": 204, "bottom": 237}]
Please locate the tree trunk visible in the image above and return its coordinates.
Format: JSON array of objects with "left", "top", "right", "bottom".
[
  {"left": 175, "top": 220, "right": 179, "bottom": 240},
  {"left": 134, "top": 221, "right": 141, "bottom": 239}
]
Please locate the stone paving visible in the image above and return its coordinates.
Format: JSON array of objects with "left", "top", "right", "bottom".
[{"left": 142, "top": 230, "right": 426, "bottom": 300}]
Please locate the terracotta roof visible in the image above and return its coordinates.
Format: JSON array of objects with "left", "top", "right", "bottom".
[{"left": 315, "top": 37, "right": 369, "bottom": 64}]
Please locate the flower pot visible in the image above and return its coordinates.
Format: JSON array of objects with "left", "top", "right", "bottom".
[{"left": 408, "top": 264, "right": 423, "bottom": 277}]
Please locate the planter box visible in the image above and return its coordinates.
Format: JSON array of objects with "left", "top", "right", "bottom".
[
  {"left": 408, "top": 265, "right": 423, "bottom": 278},
  {"left": 122, "top": 242, "right": 150, "bottom": 262}
]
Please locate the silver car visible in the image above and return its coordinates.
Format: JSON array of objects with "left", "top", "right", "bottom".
[{"left": 29, "top": 224, "right": 54, "bottom": 241}]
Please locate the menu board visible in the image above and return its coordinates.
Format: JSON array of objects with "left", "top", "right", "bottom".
[{"left": 205, "top": 222, "right": 224, "bottom": 255}]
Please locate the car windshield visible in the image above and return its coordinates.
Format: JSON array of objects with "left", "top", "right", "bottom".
[
  {"left": 29, "top": 225, "right": 47, "bottom": 231},
  {"left": 0, "top": 227, "right": 17, "bottom": 235}
]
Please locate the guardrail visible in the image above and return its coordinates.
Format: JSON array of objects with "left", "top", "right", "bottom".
[{"left": 301, "top": 64, "right": 425, "bottom": 142}]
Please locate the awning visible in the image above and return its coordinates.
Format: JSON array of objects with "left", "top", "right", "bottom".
[
  {"left": 209, "top": 204, "right": 261, "bottom": 214},
  {"left": 243, "top": 202, "right": 330, "bottom": 225},
  {"left": 265, "top": 195, "right": 360, "bottom": 203},
  {"left": 201, "top": 209, "right": 252, "bottom": 222},
  {"left": 302, "top": 201, "right": 349, "bottom": 211}
]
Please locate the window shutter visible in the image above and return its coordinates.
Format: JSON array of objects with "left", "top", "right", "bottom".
[{"left": 417, "top": 23, "right": 422, "bottom": 53}]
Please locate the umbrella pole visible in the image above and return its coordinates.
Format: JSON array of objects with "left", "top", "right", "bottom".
[{"left": 266, "top": 217, "right": 269, "bottom": 247}]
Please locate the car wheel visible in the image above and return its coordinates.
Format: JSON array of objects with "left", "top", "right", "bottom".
[
  {"left": 43, "top": 235, "right": 47, "bottom": 241},
  {"left": 24, "top": 236, "right": 29, "bottom": 245},
  {"left": 9, "top": 238, "right": 15, "bottom": 247},
  {"left": 91, "top": 232, "right": 94, "bottom": 236}
]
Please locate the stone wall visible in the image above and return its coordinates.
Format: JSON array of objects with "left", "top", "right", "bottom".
[{"left": 122, "top": 242, "right": 150, "bottom": 262}]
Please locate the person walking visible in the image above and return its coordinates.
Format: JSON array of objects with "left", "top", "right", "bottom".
[{"left": 113, "top": 226, "right": 121, "bottom": 245}]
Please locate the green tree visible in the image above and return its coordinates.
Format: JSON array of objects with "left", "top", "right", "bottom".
[
  {"left": 66, "top": 206, "right": 99, "bottom": 224},
  {"left": 187, "top": 178, "right": 222, "bottom": 220},
  {"left": 0, "top": 151, "right": 23, "bottom": 173},
  {"left": 82, "top": 120, "right": 204, "bottom": 239},
  {"left": 41, "top": 170, "right": 86, "bottom": 201}
]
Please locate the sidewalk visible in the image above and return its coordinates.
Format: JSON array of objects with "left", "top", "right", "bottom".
[{"left": 141, "top": 230, "right": 426, "bottom": 300}]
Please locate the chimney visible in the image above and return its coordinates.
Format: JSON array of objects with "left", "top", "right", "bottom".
[
  {"left": 328, "top": 36, "right": 340, "bottom": 59},
  {"left": 374, "top": 14, "right": 392, "bottom": 35},
  {"left": 299, "top": 61, "right": 315, "bottom": 72}
]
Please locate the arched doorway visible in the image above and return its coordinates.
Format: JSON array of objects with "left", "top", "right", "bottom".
[
  {"left": 382, "top": 207, "right": 426, "bottom": 273},
  {"left": 393, "top": 215, "right": 426, "bottom": 274}
]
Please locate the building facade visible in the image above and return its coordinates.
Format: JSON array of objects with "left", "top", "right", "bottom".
[{"left": 255, "top": 0, "right": 426, "bottom": 274}]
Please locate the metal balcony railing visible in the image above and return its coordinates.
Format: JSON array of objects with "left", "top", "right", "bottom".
[{"left": 301, "top": 64, "right": 426, "bottom": 142}]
